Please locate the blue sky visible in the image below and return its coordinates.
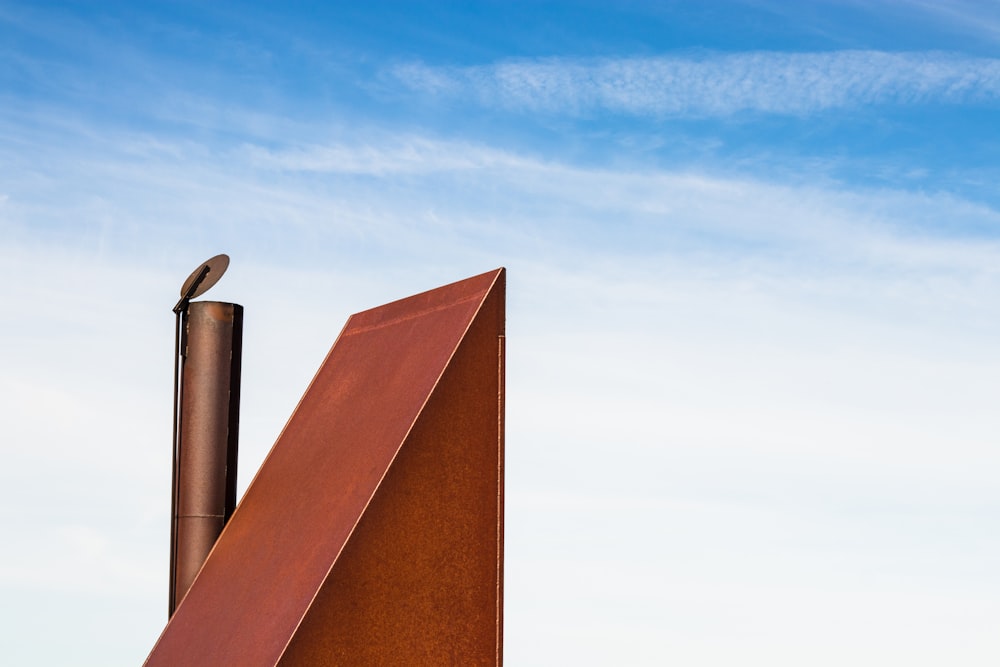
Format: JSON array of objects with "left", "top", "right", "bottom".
[{"left": 2, "top": 2, "right": 1000, "bottom": 665}]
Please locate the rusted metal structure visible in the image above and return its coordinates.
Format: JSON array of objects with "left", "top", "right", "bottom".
[
  {"left": 169, "top": 256, "right": 242, "bottom": 615},
  {"left": 171, "top": 301, "right": 242, "bottom": 612},
  {"left": 147, "top": 268, "right": 506, "bottom": 666}
]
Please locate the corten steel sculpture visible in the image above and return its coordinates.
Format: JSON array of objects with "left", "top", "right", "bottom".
[
  {"left": 169, "top": 255, "right": 242, "bottom": 616},
  {"left": 146, "top": 268, "right": 506, "bottom": 666}
]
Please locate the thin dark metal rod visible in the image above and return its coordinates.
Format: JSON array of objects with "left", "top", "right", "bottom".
[{"left": 169, "top": 308, "right": 184, "bottom": 615}]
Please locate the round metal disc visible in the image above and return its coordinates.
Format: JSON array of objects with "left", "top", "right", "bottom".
[{"left": 179, "top": 254, "right": 230, "bottom": 299}]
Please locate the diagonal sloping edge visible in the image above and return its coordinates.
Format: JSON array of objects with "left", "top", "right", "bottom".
[{"left": 145, "top": 268, "right": 505, "bottom": 667}]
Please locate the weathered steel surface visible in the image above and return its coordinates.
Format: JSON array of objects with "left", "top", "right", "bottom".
[
  {"left": 146, "top": 268, "right": 505, "bottom": 666},
  {"left": 170, "top": 300, "right": 242, "bottom": 615}
]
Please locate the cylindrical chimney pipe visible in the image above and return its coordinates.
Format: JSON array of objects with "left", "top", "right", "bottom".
[{"left": 170, "top": 300, "right": 242, "bottom": 615}]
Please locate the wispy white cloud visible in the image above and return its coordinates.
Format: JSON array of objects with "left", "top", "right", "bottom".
[
  {"left": 390, "top": 50, "right": 1000, "bottom": 116},
  {"left": 237, "top": 136, "right": 533, "bottom": 175},
  {"left": 229, "top": 135, "right": 1000, "bottom": 284},
  {"left": 5, "top": 125, "right": 1000, "bottom": 277}
]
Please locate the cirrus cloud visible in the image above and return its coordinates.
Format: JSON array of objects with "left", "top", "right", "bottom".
[{"left": 390, "top": 50, "right": 1000, "bottom": 116}]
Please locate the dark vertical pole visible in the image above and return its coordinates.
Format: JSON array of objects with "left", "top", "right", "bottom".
[
  {"left": 170, "top": 300, "right": 242, "bottom": 615},
  {"left": 168, "top": 307, "right": 184, "bottom": 616}
]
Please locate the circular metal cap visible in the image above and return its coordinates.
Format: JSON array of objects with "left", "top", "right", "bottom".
[{"left": 179, "top": 254, "right": 230, "bottom": 299}]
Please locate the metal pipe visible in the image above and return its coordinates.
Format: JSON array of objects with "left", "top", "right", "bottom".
[{"left": 170, "top": 300, "right": 243, "bottom": 615}]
